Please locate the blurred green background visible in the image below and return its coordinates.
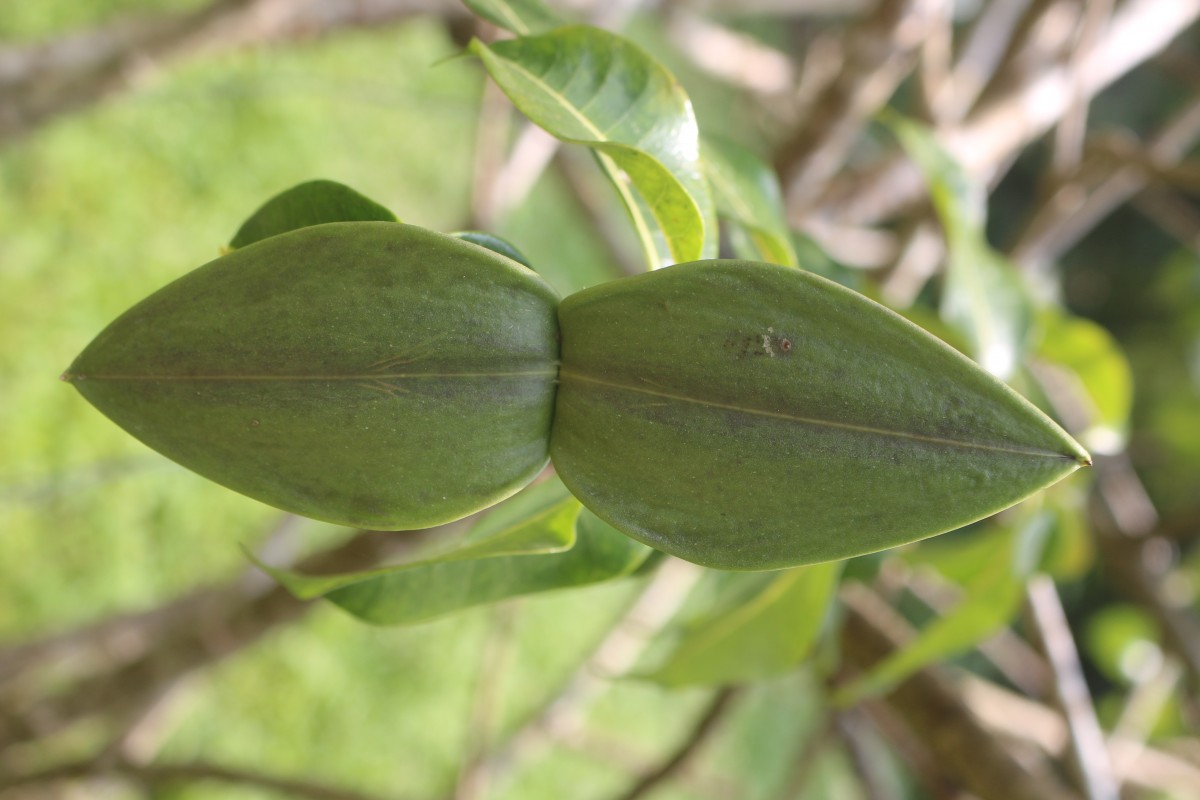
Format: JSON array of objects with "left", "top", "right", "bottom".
[
  {"left": 0, "top": 4, "right": 842, "bottom": 799},
  {"left": 5, "top": 2, "right": 1200, "bottom": 799}
]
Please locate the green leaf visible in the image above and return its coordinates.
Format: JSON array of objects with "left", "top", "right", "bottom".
[
  {"left": 228, "top": 180, "right": 397, "bottom": 249},
  {"left": 552, "top": 260, "right": 1089, "bottom": 570},
  {"left": 641, "top": 562, "right": 842, "bottom": 687},
  {"left": 451, "top": 230, "right": 534, "bottom": 268},
  {"left": 1034, "top": 312, "right": 1133, "bottom": 455},
  {"left": 470, "top": 26, "right": 715, "bottom": 268},
  {"left": 461, "top": 0, "right": 562, "bottom": 34},
  {"left": 66, "top": 222, "right": 560, "bottom": 529},
  {"left": 882, "top": 112, "right": 1034, "bottom": 379},
  {"left": 257, "top": 485, "right": 653, "bottom": 625},
  {"left": 1083, "top": 604, "right": 1162, "bottom": 686},
  {"left": 702, "top": 136, "right": 798, "bottom": 268},
  {"left": 836, "top": 512, "right": 1052, "bottom": 704},
  {"left": 253, "top": 476, "right": 579, "bottom": 597}
]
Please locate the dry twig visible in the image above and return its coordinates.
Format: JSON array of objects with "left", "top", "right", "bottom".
[
  {"left": 611, "top": 686, "right": 740, "bottom": 800},
  {"left": 0, "top": 755, "right": 393, "bottom": 800},
  {"left": 1025, "top": 575, "right": 1118, "bottom": 800},
  {"left": 0, "top": 0, "right": 469, "bottom": 144},
  {"left": 816, "top": 0, "right": 1200, "bottom": 228},
  {"left": 452, "top": 557, "right": 703, "bottom": 797},
  {"left": 838, "top": 582, "right": 1081, "bottom": 800},
  {"left": 776, "top": 0, "right": 946, "bottom": 214},
  {"left": 0, "top": 523, "right": 451, "bottom": 754}
]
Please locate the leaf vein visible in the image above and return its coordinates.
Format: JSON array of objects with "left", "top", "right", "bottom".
[{"left": 559, "top": 368, "right": 1077, "bottom": 461}]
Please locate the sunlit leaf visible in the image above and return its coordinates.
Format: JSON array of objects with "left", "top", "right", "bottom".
[
  {"left": 836, "top": 512, "right": 1052, "bottom": 704},
  {"left": 702, "top": 136, "right": 797, "bottom": 267},
  {"left": 640, "top": 562, "right": 842, "bottom": 687},
  {"left": 882, "top": 112, "right": 1033, "bottom": 379},
  {"left": 461, "top": 0, "right": 562, "bottom": 35},
  {"left": 1037, "top": 482, "right": 1093, "bottom": 580},
  {"left": 552, "top": 260, "right": 1089, "bottom": 570},
  {"left": 470, "top": 26, "right": 715, "bottom": 269},
  {"left": 1083, "top": 604, "right": 1163, "bottom": 686},
  {"left": 228, "top": 180, "right": 396, "bottom": 249},
  {"left": 67, "top": 223, "right": 560, "bottom": 529},
  {"left": 1034, "top": 312, "right": 1133, "bottom": 455},
  {"left": 255, "top": 485, "right": 653, "bottom": 625},
  {"left": 452, "top": 230, "right": 534, "bottom": 267}
]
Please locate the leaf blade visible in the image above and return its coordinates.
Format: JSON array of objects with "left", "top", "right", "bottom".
[
  {"left": 228, "top": 179, "right": 397, "bottom": 249},
  {"left": 470, "top": 26, "right": 715, "bottom": 268},
  {"left": 68, "top": 222, "right": 560, "bottom": 529},
  {"left": 641, "top": 562, "right": 842, "bottom": 687},
  {"left": 835, "top": 513, "right": 1052, "bottom": 704},
  {"left": 1034, "top": 312, "right": 1133, "bottom": 454},
  {"left": 257, "top": 492, "right": 652, "bottom": 626},
  {"left": 552, "top": 260, "right": 1089, "bottom": 570},
  {"left": 882, "top": 112, "right": 1034, "bottom": 379},
  {"left": 702, "top": 136, "right": 798, "bottom": 267},
  {"left": 460, "top": 0, "right": 562, "bottom": 35}
]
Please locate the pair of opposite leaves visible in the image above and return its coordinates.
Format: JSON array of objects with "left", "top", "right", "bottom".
[{"left": 66, "top": 222, "right": 1089, "bottom": 570}]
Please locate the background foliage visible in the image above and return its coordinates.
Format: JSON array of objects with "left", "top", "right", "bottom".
[{"left": 2, "top": 1, "right": 1200, "bottom": 799}]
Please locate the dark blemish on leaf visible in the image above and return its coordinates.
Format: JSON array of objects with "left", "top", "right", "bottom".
[{"left": 779, "top": 338, "right": 793, "bottom": 353}]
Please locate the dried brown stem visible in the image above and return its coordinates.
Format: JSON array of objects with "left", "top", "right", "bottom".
[
  {"left": 1132, "top": 185, "right": 1200, "bottom": 250},
  {"left": 835, "top": 709, "right": 900, "bottom": 800},
  {"left": 0, "top": 524, "right": 446, "bottom": 754},
  {"left": 895, "top": 566, "right": 1052, "bottom": 698},
  {"left": 454, "top": 602, "right": 521, "bottom": 800},
  {"left": 963, "top": 673, "right": 1200, "bottom": 796},
  {"left": 611, "top": 686, "right": 740, "bottom": 800},
  {"left": 771, "top": 715, "right": 837, "bottom": 800},
  {"left": 1093, "top": 517, "right": 1200, "bottom": 689},
  {"left": 667, "top": 12, "right": 796, "bottom": 98},
  {"left": 1028, "top": 321, "right": 1200, "bottom": 692},
  {"left": 557, "top": 728, "right": 738, "bottom": 799},
  {"left": 1050, "top": 0, "right": 1114, "bottom": 174},
  {"left": 939, "top": 0, "right": 1032, "bottom": 123},
  {"left": 1025, "top": 575, "right": 1118, "bottom": 800},
  {"left": 0, "top": 0, "right": 469, "bottom": 144},
  {"left": 452, "top": 557, "right": 703, "bottom": 798},
  {"left": 1012, "top": 96, "right": 1200, "bottom": 269},
  {"left": 838, "top": 582, "right": 1081, "bottom": 800},
  {"left": 776, "top": 0, "right": 944, "bottom": 215},
  {"left": 0, "top": 755, "right": 393, "bottom": 800},
  {"left": 817, "top": 0, "right": 1200, "bottom": 229}
]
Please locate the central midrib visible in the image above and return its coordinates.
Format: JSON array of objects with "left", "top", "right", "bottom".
[
  {"left": 62, "top": 369, "right": 559, "bottom": 382},
  {"left": 558, "top": 367, "right": 1081, "bottom": 463}
]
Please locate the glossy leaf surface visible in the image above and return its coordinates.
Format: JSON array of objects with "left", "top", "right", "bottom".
[
  {"left": 229, "top": 180, "right": 396, "bottom": 249},
  {"left": 641, "top": 562, "right": 841, "bottom": 687},
  {"left": 470, "top": 26, "right": 715, "bottom": 268},
  {"left": 461, "top": 0, "right": 562, "bottom": 34},
  {"left": 67, "top": 222, "right": 560, "bottom": 529},
  {"left": 258, "top": 480, "right": 652, "bottom": 625},
  {"left": 702, "top": 136, "right": 798, "bottom": 268},
  {"left": 552, "top": 260, "right": 1089, "bottom": 570}
]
